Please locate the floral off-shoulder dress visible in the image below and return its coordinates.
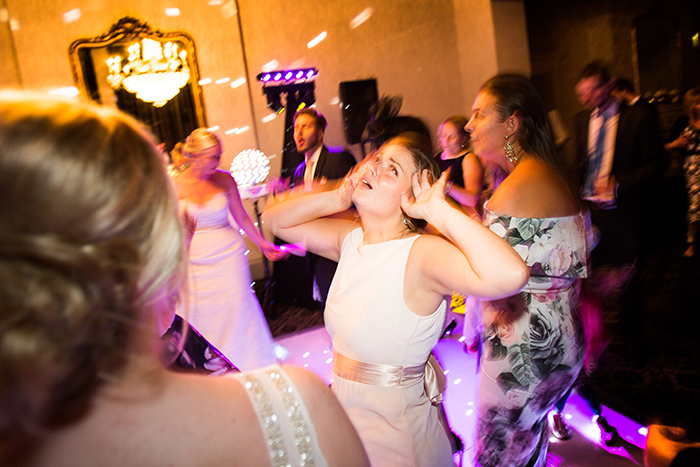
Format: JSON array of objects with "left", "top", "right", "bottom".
[{"left": 474, "top": 204, "right": 589, "bottom": 467}]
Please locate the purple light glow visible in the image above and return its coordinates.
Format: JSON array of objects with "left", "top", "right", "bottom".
[
  {"left": 273, "top": 72, "right": 282, "bottom": 81},
  {"left": 296, "top": 71, "right": 304, "bottom": 79},
  {"left": 262, "top": 74, "right": 271, "bottom": 82},
  {"left": 306, "top": 70, "right": 315, "bottom": 78},
  {"left": 284, "top": 71, "right": 293, "bottom": 80}
]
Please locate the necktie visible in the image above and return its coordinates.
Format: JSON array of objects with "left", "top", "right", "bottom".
[
  {"left": 583, "top": 112, "right": 608, "bottom": 198},
  {"left": 304, "top": 160, "right": 316, "bottom": 187}
]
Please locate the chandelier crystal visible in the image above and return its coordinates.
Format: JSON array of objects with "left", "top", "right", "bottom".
[{"left": 106, "top": 38, "right": 190, "bottom": 107}]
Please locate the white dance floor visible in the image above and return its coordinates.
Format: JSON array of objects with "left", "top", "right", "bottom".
[{"left": 277, "top": 325, "right": 649, "bottom": 466}]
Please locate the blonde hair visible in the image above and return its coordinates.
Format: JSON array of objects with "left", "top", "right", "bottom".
[
  {"left": 183, "top": 127, "right": 223, "bottom": 157},
  {"left": 0, "top": 92, "right": 186, "bottom": 438}
]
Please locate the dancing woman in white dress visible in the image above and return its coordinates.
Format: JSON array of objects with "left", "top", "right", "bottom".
[
  {"left": 173, "top": 128, "right": 289, "bottom": 370},
  {"left": 263, "top": 132, "right": 529, "bottom": 466}
]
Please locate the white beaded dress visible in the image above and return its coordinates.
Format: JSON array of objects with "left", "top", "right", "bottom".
[{"left": 232, "top": 364, "right": 329, "bottom": 467}]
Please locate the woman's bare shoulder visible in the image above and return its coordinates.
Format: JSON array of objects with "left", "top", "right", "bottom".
[
  {"left": 462, "top": 151, "right": 484, "bottom": 171},
  {"left": 212, "top": 169, "right": 236, "bottom": 187},
  {"left": 490, "top": 158, "right": 578, "bottom": 218}
]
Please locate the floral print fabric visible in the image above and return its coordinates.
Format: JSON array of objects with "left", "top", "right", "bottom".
[
  {"left": 475, "top": 207, "right": 588, "bottom": 467},
  {"left": 681, "top": 125, "right": 700, "bottom": 224}
]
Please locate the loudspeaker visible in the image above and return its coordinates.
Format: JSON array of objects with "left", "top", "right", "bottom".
[{"left": 339, "top": 79, "right": 378, "bottom": 145}]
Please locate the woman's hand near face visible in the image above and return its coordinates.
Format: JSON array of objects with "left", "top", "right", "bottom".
[
  {"left": 336, "top": 172, "right": 357, "bottom": 211},
  {"left": 400, "top": 170, "right": 449, "bottom": 222}
]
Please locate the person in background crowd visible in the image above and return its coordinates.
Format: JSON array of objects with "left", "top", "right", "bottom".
[
  {"left": 665, "top": 86, "right": 700, "bottom": 258},
  {"left": 573, "top": 61, "right": 665, "bottom": 367},
  {"left": 611, "top": 78, "right": 639, "bottom": 106},
  {"left": 435, "top": 115, "right": 485, "bottom": 219},
  {"left": 291, "top": 108, "right": 357, "bottom": 308}
]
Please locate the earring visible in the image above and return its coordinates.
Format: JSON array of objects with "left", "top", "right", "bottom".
[{"left": 504, "top": 133, "right": 517, "bottom": 164}]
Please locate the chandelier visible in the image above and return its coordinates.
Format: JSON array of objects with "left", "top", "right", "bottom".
[{"left": 106, "top": 38, "right": 190, "bottom": 107}]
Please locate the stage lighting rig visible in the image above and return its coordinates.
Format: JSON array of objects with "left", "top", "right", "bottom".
[
  {"left": 257, "top": 67, "right": 317, "bottom": 84},
  {"left": 257, "top": 67, "right": 318, "bottom": 114},
  {"left": 256, "top": 67, "right": 319, "bottom": 179}
]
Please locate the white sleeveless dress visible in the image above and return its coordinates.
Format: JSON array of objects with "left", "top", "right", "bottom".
[
  {"left": 325, "top": 228, "right": 453, "bottom": 467},
  {"left": 180, "top": 192, "right": 275, "bottom": 371},
  {"left": 231, "top": 364, "right": 329, "bottom": 467}
]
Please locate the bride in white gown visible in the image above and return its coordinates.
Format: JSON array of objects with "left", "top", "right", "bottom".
[{"left": 173, "top": 128, "right": 290, "bottom": 371}]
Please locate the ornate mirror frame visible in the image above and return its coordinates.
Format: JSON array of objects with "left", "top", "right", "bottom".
[{"left": 69, "top": 16, "right": 207, "bottom": 150}]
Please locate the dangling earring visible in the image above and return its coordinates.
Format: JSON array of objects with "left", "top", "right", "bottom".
[{"left": 504, "top": 133, "right": 517, "bottom": 164}]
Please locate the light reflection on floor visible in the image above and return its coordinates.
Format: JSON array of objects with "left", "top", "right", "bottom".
[{"left": 277, "top": 326, "right": 647, "bottom": 466}]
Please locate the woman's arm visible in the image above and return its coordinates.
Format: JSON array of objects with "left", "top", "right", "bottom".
[
  {"left": 403, "top": 171, "right": 528, "bottom": 300},
  {"left": 261, "top": 177, "right": 356, "bottom": 262},
  {"left": 219, "top": 172, "right": 289, "bottom": 261},
  {"left": 664, "top": 134, "right": 689, "bottom": 152},
  {"left": 444, "top": 152, "right": 484, "bottom": 208}
]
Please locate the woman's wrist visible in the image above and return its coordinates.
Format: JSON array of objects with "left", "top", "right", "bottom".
[
  {"left": 420, "top": 198, "right": 454, "bottom": 229},
  {"left": 444, "top": 180, "right": 454, "bottom": 195}
]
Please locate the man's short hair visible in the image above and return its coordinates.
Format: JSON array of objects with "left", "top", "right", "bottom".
[
  {"left": 579, "top": 61, "right": 612, "bottom": 84},
  {"left": 612, "top": 78, "right": 635, "bottom": 94},
  {"left": 294, "top": 108, "right": 327, "bottom": 131}
]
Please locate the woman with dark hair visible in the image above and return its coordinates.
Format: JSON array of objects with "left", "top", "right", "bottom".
[
  {"left": 0, "top": 92, "right": 369, "bottom": 467},
  {"left": 263, "top": 132, "right": 528, "bottom": 466},
  {"left": 361, "top": 95, "right": 434, "bottom": 156},
  {"left": 465, "top": 74, "right": 588, "bottom": 467}
]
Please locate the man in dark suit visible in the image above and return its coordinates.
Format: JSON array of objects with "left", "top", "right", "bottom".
[
  {"left": 573, "top": 62, "right": 666, "bottom": 366},
  {"left": 291, "top": 108, "right": 357, "bottom": 190},
  {"left": 610, "top": 78, "right": 638, "bottom": 107},
  {"left": 290, "top": 108, "right": 356, "bottom": 307}
]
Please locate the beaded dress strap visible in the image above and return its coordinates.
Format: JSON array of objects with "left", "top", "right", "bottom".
[{"left": 234, "top": 365, "right": 326, "bottom": 467}]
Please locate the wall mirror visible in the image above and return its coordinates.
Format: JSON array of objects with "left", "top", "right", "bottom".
[{"left": 69, "top": 16, "right": 207, "bottom": 151}]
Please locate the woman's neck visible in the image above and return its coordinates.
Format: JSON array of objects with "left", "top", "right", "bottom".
[
  {"left": 96, "top": 341, "right": 167, "bottom": 402},
  {"left": 359, "top": 213, "right": 414, "bottom": 245}
]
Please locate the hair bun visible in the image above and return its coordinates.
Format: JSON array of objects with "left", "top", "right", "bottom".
[{"left": 0, "top": 234, "right": 140, "bottom": 437}]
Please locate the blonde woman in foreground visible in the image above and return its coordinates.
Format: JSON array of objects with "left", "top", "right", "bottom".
[{"left": 0, "top": 92, "right": 368, "bottom": 467}]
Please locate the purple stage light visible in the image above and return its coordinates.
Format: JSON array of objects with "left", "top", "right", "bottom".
[{"left": 257, "top": 67, "right": 318, "bottom": 85}]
